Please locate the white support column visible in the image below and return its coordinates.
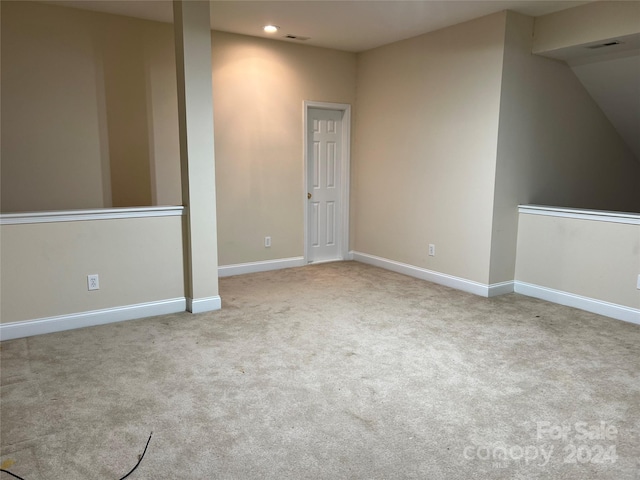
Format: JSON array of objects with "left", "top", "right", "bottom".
[{"left": 173, "top": 0, "right": 220, "bottom": 313}]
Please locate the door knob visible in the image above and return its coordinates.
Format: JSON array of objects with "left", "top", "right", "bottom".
[{"left": 307, "top": 192, "right": 312, "bottom": 200}]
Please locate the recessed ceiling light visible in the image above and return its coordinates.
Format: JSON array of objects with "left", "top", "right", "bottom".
[{"left": 263, "top": 25, "right": 279, "bottom": 34}]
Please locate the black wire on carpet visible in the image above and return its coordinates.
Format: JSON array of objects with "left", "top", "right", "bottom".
[
  {"left": 0, "top": 432, "right": 152, "bottom": 480},
  {"left": 118, "top": 432, "right": 152, "bottom": 480},
  {"left": 0, "top": 470, "right": 24, "bottom": 480}
]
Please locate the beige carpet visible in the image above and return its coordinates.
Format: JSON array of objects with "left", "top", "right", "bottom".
[{"left": 1, "top": 261, "right": 639, "bottom": 479}]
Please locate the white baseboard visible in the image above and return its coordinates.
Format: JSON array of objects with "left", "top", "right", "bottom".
[
  {"left": 349, "top": 252, "right": 638, "bottom": 324},
  {"left": 350, "top": 251, "right": 512, "bottom": 298},
  {"left": 514, "top": 282, "right": 640, "bottom": 325},
  {"left": 488, "top": 280, "right": 516, "bottom": 297},
  {"left": 218, "top": 257, "right": 305, "bottom": 277},
  {"left": 0, "top": 298, "right": 187, "bottom": 341},
  {"left": 187, "top": 296, "right": 222, "bottom": 313}
]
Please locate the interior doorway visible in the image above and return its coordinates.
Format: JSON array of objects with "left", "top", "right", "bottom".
[{"left": 303, "top": 101, "right": 351, "bottom": 264}]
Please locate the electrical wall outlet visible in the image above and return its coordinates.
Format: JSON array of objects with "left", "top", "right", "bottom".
[
  {"left": 428, "top": 244, "right": 435, "bottom": 256},
  {"left": 265, "top": 236, "right": 271, "bottom": 248},
  {"left": 87, "top": 274, "right": 99, "bottom": 291}
]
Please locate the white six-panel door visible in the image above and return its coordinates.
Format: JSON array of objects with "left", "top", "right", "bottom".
[{"left": 307, "top": 108, "right": 343, "bottom": 263}]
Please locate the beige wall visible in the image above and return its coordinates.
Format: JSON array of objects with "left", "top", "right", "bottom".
[
  {"left": 489, "top": 12, "right": 640, "bottom": 284},
  {"left": 211, "top": 32, "right": 357, "bottom": 266},
  {"left": 352, "top": 13, "right": 506, "bottom": 284},
  {"left": 1, "top": 1, "right": 107, "bottom": 212},
  {"left": 515, "top": 213, "right": 640, "bottom": 310},
  {"left": 3, "top": 0, "right": 638, "bottom": 319},
  {"left": 0, "top": 1, "right": 179, "bottom": 212},
  {"left": 100, "top": 14, "right": 152, "bottom": 207},
  {"left": 145, "top": 26, "right": 182, "bottom": 206},
  {"left": 1, "top": 1, "right": 356, "bottom": 265},
  {"left": 0, "top": 216, "right": 185, "bottom": 323}
]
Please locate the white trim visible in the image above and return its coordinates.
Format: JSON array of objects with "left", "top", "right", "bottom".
[
  {"left": 514, "top": 281, "right": 640, "bottom": 325},
  {"left": 0, "top": 298, "right": 187, "bottom": 341},
  {"left": 0, "top": 206, "right": 185, "bottom": 225},
  {"left": 488, "top": 281, "right": 516, "bottom": 297},
  {"left": 306, "top": 258, "right": 343, "bottom": 266},
  {"left": 351, "top": 251, "right": 510, "bottom": 298},
  {"left": 518, "top": 205, "right": 640, "bottom": 225},
  {"left": 186, "top": 296, "right": 222, "bottom": 314},
  {"left": 218, "top": 257, "right": 305, "bottom": 277},
  {"left": 303, "top": 101, "right": 351, "bottom": 264}
]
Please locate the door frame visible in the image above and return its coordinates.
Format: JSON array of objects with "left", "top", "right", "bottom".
[{"left": 303, "top": 100, "right": 351, "bottom": 264}]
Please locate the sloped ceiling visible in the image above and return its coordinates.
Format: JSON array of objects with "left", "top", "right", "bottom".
[
  {"left": 570, "top": 52, "right": 640, "bottom": 161},
  {"left": 536, "top": 40, "right": 640, "bottom": 162}
]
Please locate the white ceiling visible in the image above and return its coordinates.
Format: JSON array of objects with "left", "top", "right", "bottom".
[{"left": 50, "top": 0, "right": 590, "bottom": 53}]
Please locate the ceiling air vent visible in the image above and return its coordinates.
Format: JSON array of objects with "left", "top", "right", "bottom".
[
  {"left": 283, "top": 34, "right": 310, "bottom": 41},
  {"left": 586, "top": 40, "right": 622, "bottom": 50}
]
